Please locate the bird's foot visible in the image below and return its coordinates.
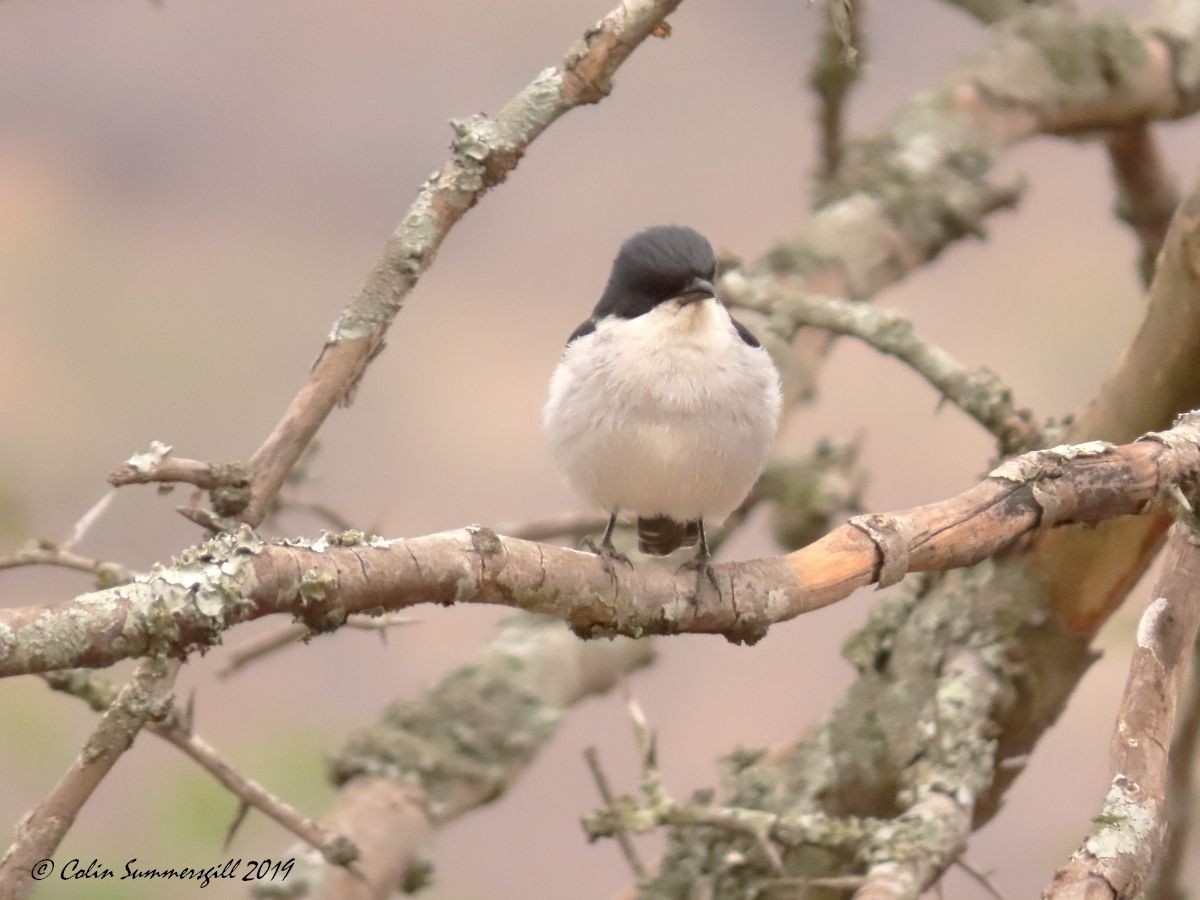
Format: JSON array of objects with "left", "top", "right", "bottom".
[
  {"left": 580, "top": 535, "right": 634, "bottom": 579},
  {"left": 676, "top": 553, "right": 717, "bottom": 600}
]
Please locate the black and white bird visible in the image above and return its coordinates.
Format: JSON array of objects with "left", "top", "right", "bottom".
[{"left": 543, "top": 225, "right": 782, "bottom": 578}]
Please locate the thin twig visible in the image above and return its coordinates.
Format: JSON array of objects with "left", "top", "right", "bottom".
[
  {"left": 272, "top": 499, "right": 356, "bottom": 533},
  {"left": 41, "top": 669, "right": 359, "bottom": 869},
  {"left": 584, "top": 694, "right": 875, "bottom": 869},
  {"left": 956, "top": 857, "right": 1008, "bottom": 900},
  {"left": 809, "top": 0, "right": 863, "bottom": 187},
  {"left": 585, "top": 746, "right": 647, "bottom": 879},
  {"left": 219, "top": 613, "right": 418, "bottom": 678},
  {"left": 497, "top": 510, "right": 610, "bottom": 543},
  {"left": 0, "top": 658, "right": 180, "bottom": 900},
  {"left": 0, "top": 542, "right": 134, "bottom": 585},
  {"left": 61, "top": 490, "right": 116, "bottom": 552}
]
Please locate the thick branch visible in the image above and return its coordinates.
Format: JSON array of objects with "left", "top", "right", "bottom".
[
  {"left": 1043, "top": 521, "right": 1200, "bottom": 899},
  {"left": 646, "top": 11, "right": 1200, "bottom": 899},
  {"left": 4, "top": 418, "right": 1199, "bottom": 677},
  {"left": 0, "top": 657, "right": 179, "bottom": 900},
  {"left": 950, "top": 0, "right": 1181, "bottom": 289},
  {"left": 1146, "top": 634, "right": 1200, "bottom": 900},
  {"left": 722, "top": 2, "right": 1200, "bottom": 410},
  {"left": 263, "top": 615, "right": 653, "bottom": 898},
  {"left": 854, "top": 649, "right": 1002, "bottom": 898}
]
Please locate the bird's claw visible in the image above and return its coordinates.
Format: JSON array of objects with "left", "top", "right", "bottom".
[
  {"left": 676, "top": 554, "right": 717, "bottom": 599},
  {"left": 580, "top": 536, "right": 633, "bottom": 570}
]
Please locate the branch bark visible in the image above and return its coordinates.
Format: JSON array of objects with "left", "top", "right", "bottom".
[
  {"left": 3, "top": 418, "right": 1198, "bottom": 678},
  {"left": 726, "top": 285, "right": 1040, "bottom": 453},
  {"left": 719, "top": 1, "right": 1200, "bottom": 413},
  {"left": 1042, "top": 520, "right": 1200, "bottom": 899},
  {"left": 105, "top": 0, "right": 685, "bottom": 529},
  {"left": 1105, "top": 124, "right": 1181, "bottom": 288},
  {"left": 260, "top": 615, "right": 653, "bottom": 898},
  {"left": 41, "top": 669, "right": 359, "bottom": 870},
  {"left": 640, "top": 164, "right": 1200, "bottom": 899},
  {"left": 0, "top": 658, "right": 179, "bottom": 900}
]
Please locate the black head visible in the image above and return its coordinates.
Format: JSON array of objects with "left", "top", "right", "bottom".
[{"left": 593, "top": 225, "right": 717, "bottom": 320}]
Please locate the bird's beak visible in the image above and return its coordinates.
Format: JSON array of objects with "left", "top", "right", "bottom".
[{"left": 678, "top": 277, "right": 716, "bottom": 305}]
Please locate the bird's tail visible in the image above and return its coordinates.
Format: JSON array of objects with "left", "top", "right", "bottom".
[{"left": 636, "top": 516, "right": 700, "bottom": 556}]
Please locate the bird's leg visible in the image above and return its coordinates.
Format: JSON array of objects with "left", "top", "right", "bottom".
[
  {"left": 581, "top": 513, "right": 632, "bottom": 571},
  {"left": 676, "top": 519, "right": 717, "bottom": 597}
]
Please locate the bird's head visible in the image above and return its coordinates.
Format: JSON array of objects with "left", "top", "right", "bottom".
[{"left": 594, "top": 225, "right": 717, "bottom": 319}]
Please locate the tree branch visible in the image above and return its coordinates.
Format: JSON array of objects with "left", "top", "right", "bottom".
[
  {"left": 261, "top": 615, "right": 653, "bottom": 898},
  {"left": 809, "top": 0, "right": 863, "bottom": 190},
  {"left": 3, "top": 416, "right": 1199, "bottom": 678},
  {"left": 1146, "top": 634, "right": 1200, "bottom": 900},
  {"left": 1105, "top": 124, "right": 1181, "bottom": 288},
  {"left": 948, "top": 0, "right": 1183, "bottom": 292},
  {"left": 105, "top": 0, "right": 685, "bottom": 529},
  {"left": 41, "top": 669, "right": 359, "bottom": 870},
  {"left": 0, "top": 657, "right": 180, "bottom": 900},
  {"left": 218, "top": 612, "right": 417, "bottom": 678},
  {"left": 0, "top": 542, "right": 133, "bottom": 587},
  {"left": 726, "top": 284, "right": 1041, "bottom": 454},
  {"left": 1042, "top": 520, "right": 1200, "bottom": 899}
]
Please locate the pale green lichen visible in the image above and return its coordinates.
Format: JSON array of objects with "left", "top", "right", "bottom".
[
  {"left": 1083, "top": 777, "right": 1159, "bottom": 861},
  {"left": 328, "top": 615, "right": 650, "bottom": 833}
]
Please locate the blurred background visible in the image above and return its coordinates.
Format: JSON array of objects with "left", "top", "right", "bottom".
[{"left": 1, "top": 0, "right": 1198, "bottom": 897}]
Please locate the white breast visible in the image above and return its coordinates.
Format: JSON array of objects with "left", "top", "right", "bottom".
[{"left": 543, "top": 299, "right": 781, "bottom": 522}]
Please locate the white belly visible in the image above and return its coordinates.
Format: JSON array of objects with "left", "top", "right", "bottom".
[{"left": 543, "top": 300, "right": 781, "bottom": 521}]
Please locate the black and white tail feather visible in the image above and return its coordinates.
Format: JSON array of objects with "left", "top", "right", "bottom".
[{"left": 636, "top": 515, "right": 699, "bottom": 557}]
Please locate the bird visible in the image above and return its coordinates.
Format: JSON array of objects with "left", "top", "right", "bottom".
[{"left": 542, "top": 225, "right": 782, "bottom": 584}]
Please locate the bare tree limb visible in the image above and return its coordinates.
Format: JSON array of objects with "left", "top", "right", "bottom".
[
  {"left": 1146, "top": 633, "right": 1200, "bottom": 900},
  {"left": 1043, "top": 520, "right": 1200, "bottom": 899},
  {"left": 586, "top": 745, "right": 648, "bottom": 879},
  {"left": 61, "top": 490, "right": 116, "bottom": 552},
  {"left": 3, "top": 416, "right": 1198, "bottom": 678},
  {"left": 809, "top": 0, "right": 863, "bottom": 189},
  {"left": 946, "top": 0, "right": 1181, "bottom": 290},
  {"left": 0, "top": 657, "right": 180, "bottom": 900},
  {"left": 262, "top": 615, "right": 654, "bottom": 899},
  {"left": 853, "top": 649, "right": 1002, "bottom": 898},
  {"left": 642, "top": 160, "right": 1200, "bottom": 896},
  {"left": 725, "top": 283, "right": 1041, "bottom": 454},
  {"left": 1105, "top": 124, "right": 1181, "bottom": 288},
  {"left": 218, "top": 612, "right": 417, "bottom": 678},
  {"left": 0, "top": 542, "right": 133, "bottom": 587},
  {"left": 40, "top": 669, "right": 359, "bottom": 870},
  {"left": 105, "top": 0, "right": 686, "bottom": 529},
  {"left": 953, "top": 0, "right": 1181, "bottom": 293}
]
